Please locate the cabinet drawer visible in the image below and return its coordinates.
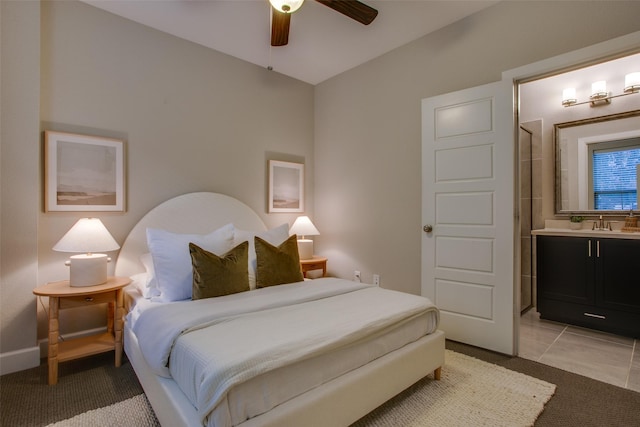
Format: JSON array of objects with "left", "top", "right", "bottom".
[
  {"left": 539, "top": 298, "right": 640, "bottom": 338},
  {"left": 59, "top": 291, "right": 116, "bottom": 309},
  {"left": 302, "top": 262, "right": 324, "bottom": 271}
]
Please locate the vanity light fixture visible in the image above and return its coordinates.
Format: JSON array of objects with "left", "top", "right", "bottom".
[{"left": 561, "top": 72, "right": 639, "bottom": 108}]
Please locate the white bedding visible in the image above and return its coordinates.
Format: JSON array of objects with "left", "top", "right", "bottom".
[{"left": 130, "top": 278, "right": 439, "bottom": 427}]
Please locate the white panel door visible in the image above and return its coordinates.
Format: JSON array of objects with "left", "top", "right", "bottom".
[{"left": 421, "top": 81, "right": 515, "bottom": 355}]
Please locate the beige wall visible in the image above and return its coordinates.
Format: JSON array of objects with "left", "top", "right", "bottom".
[
  {"left": 1, "top": 0, "right": 42, "bottom": 372},
  {"left": 313, "top": 1, "right": 640, "bottom": 294},
  {"left": 1, "top": 0, "right": 314, "bottom": 373}
]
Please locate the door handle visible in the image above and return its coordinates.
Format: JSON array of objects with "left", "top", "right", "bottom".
[{"left": 423, "top": 224, "right": 433, "bottom": 233}]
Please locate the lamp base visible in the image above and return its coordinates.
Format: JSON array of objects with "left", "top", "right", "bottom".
[
  {"left": 297, "top": 239, "right": 314, "bottom": 260},
  {"left": 68, "top": 254, "right": 108, "bottom": 287}
]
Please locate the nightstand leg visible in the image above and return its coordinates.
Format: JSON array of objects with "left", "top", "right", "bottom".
[
  {"left": 114, "top": 289, "right": 124, "bottom": 367},
  {"left": 48, "top": 297, "right": 59, "bottom": 385},
  {"left": 107, "top": 302, "right": 114, "bottom": 334}
]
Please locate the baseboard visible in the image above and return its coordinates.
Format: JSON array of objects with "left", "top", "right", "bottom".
[
  {"left": 0, "top": 346, "right": 40, "bottom": 375},
  {"left": 0, "top": 327, "right": 110, "bottom": 375}
]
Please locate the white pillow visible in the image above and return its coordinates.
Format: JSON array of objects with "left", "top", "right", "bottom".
[
  {"left": 139, "top": 253, "right": 161, "bottom": 299},
  {"left": 147, "top": 223, "right": 235, "bottom": 302},
  {"left": 128, "top": 272, "right": 148, "bottom": 296},
  {"left": 234, "top": 223, "right": 289, "bottom": 289}
]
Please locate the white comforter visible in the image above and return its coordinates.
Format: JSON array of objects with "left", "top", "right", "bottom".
[{"left": 133, "top": 278, "right": 439, "bottom": 426}]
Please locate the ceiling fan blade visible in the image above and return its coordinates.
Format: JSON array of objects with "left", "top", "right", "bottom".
[
  {"left": 315, "top": 0, "right": 378, "bottom": 25},
  {"left": 271, "top": 10, "right": 291, "bottom": 46}
]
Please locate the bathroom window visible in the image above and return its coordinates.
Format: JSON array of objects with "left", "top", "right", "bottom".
[{"left": 590, "top": 138, "right": 640, "bottom": 210}]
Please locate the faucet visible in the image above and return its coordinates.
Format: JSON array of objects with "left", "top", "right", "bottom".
[{"left": 591, "top": 215, "right": 611, "bottom": 231}]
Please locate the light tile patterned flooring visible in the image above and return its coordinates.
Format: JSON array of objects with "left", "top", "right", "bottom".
[{"left": 519, "top": 309, "right": 640, "bottom": 392}]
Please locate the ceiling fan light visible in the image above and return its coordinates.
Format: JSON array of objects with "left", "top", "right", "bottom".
[{"left": 269, "top": 0, "right": 305, "bottom": 14}]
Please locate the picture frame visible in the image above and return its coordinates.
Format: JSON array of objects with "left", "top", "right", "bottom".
[
  {"left": 44, "top": 131, "right": 125, "bottom": 212},
  {"left": 268, "top": 160, "right": 304, "bottom": 213}
]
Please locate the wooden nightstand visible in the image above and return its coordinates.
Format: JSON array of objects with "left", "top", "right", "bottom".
[
  {"left": 300, "top": 256, "right": 327, "bottom": 278},
  {"left": 33, "top": 276, "right": 130, "bottom": 385}
]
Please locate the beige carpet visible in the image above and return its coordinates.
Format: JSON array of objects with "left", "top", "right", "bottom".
[{"left": 47, "top": 350, "right": 555, "bottom": 427}]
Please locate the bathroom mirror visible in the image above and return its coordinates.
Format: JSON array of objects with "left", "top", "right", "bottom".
[{"left": 555, "top": 110, "right": 640, "bottom": 214}]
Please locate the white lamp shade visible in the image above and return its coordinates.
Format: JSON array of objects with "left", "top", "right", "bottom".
[
  {"left": 625, "top": 72, "right": 640, "bottom": 92},
  {"left": 562, "top": 88, "right": 576, "bottom": 104},
  {"left": 289, "top": 216, "right": 320, "bottom": 238},
  {"left": 269, "top": 0, "right": 304, "bottom": 13},
  {"left": 591, "top": 80, "right": 607, "bottom": 97},
  {"left": 53, "top": 218, "right": 120, "bottom": 253},
  {"left": 561, "top": 87, "right": 577, "bottom": 106}
]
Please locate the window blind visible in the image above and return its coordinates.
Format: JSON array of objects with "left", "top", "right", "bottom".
[{"left": 592, "top": 147, "right": 640, "bottom": 210}]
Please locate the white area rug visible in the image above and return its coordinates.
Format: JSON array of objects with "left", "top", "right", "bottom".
[
  {"left": 46, "top": 394, "right": 160, "bottom": 427},
  {"left": 353, "top": 350, "right": 556, "bottom": 427},
  {"left": 48, "top": 350, "right": 555, "bottom": 427}
]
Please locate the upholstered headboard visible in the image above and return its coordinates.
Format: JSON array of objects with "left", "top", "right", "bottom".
[{"left": 115, "top": 192, "right": 267, "bottom": 278}]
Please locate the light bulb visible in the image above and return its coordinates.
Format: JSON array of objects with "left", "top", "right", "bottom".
[{"left": 269, "top": 0, "right": 305, "bottom": 14}]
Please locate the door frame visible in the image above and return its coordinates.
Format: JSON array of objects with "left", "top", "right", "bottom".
[{"left": 505, "top": 31, "right": 640, "bottom": 355}]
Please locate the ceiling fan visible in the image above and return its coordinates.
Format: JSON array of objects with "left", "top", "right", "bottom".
[{"left": 269, "top": 0, "right": 378, "bottom": 46}]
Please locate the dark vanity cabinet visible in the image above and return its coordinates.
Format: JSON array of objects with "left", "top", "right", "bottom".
[{"left": 536, "top": 235, "right": 640, "bottom": 338}]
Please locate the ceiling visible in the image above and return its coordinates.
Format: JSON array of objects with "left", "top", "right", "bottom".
[{"left": 82, "top": 0, "right": 498, "bottom": 85}]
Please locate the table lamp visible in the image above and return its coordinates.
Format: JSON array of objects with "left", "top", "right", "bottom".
[
  {"left": 289, "top": 216, "right": 320, "bottom": 260},
  {"left": 53, "top": 218, "right": 120, "bottom": 287}
]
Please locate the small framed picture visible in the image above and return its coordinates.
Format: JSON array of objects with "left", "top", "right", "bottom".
[
  {"left": 44, "top": 131, "right": 125, "bottom": 212},
  {"left": 268, "top": 160, "right": 304, "bottom": 213}
]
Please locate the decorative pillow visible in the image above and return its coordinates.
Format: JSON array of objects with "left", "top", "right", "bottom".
[
  {"left": 189, "top": 242, "right": 249, "bottom": 300},
  {"left": 146, "top": 223, "right": 235, "bottom": 302},
  {"left": 234, "top": 223, "right": 289, "bottom": 289},
  {"left": 255, "top": 234, "right": 304, "bottom": 288},
  {"left": 139, "top": 253, "right": 161, "bottom": 299}
]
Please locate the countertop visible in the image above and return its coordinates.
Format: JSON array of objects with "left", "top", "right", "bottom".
[{"left": 531, "top": 228, "right": 640, "bottom": 240}]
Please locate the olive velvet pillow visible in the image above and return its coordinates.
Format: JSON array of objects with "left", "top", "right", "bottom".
[
  {"left": 255, "top": 234, "right": 304, "bottom": 288},
  {"left": 189, "top": 241, "right": 249, "bottom": 300}
]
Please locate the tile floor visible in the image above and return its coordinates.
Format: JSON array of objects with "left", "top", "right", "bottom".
[{"left": 519, "top": 309, "right": 640, "bottom": 392}]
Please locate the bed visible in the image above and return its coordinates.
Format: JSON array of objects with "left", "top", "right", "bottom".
[{"left": 115, "top": 192, "right": 445, "bottom": 427}]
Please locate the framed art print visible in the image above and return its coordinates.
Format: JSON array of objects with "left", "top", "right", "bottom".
[
  {"left": 45, "top": 131, "right": 125, "bottom": 212},
  {"left": 269, "top": 160, "right": 304, "bottom": 213}
]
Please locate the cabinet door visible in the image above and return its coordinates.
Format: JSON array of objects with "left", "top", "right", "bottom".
[
  {"left": 537, "top": 236, "right": 595, "bottom": 305},
  {"left": 596, "top": 238, "right": 640, "bottom": 314}
]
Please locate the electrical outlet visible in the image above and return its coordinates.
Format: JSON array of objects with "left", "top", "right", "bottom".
[
  {"left": 373, "top": 274, "right": 380, "bottom": 286},
  {"left": 354, "top": 270, "right": 361, "bottom": 282}
]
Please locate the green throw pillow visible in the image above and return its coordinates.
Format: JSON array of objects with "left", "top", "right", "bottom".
[
  {"left": 189, "top": 241, "right": 249, "bottom": 300},
  {"left": 255, "top": 234, "right": 304, "bottom": 288}
]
